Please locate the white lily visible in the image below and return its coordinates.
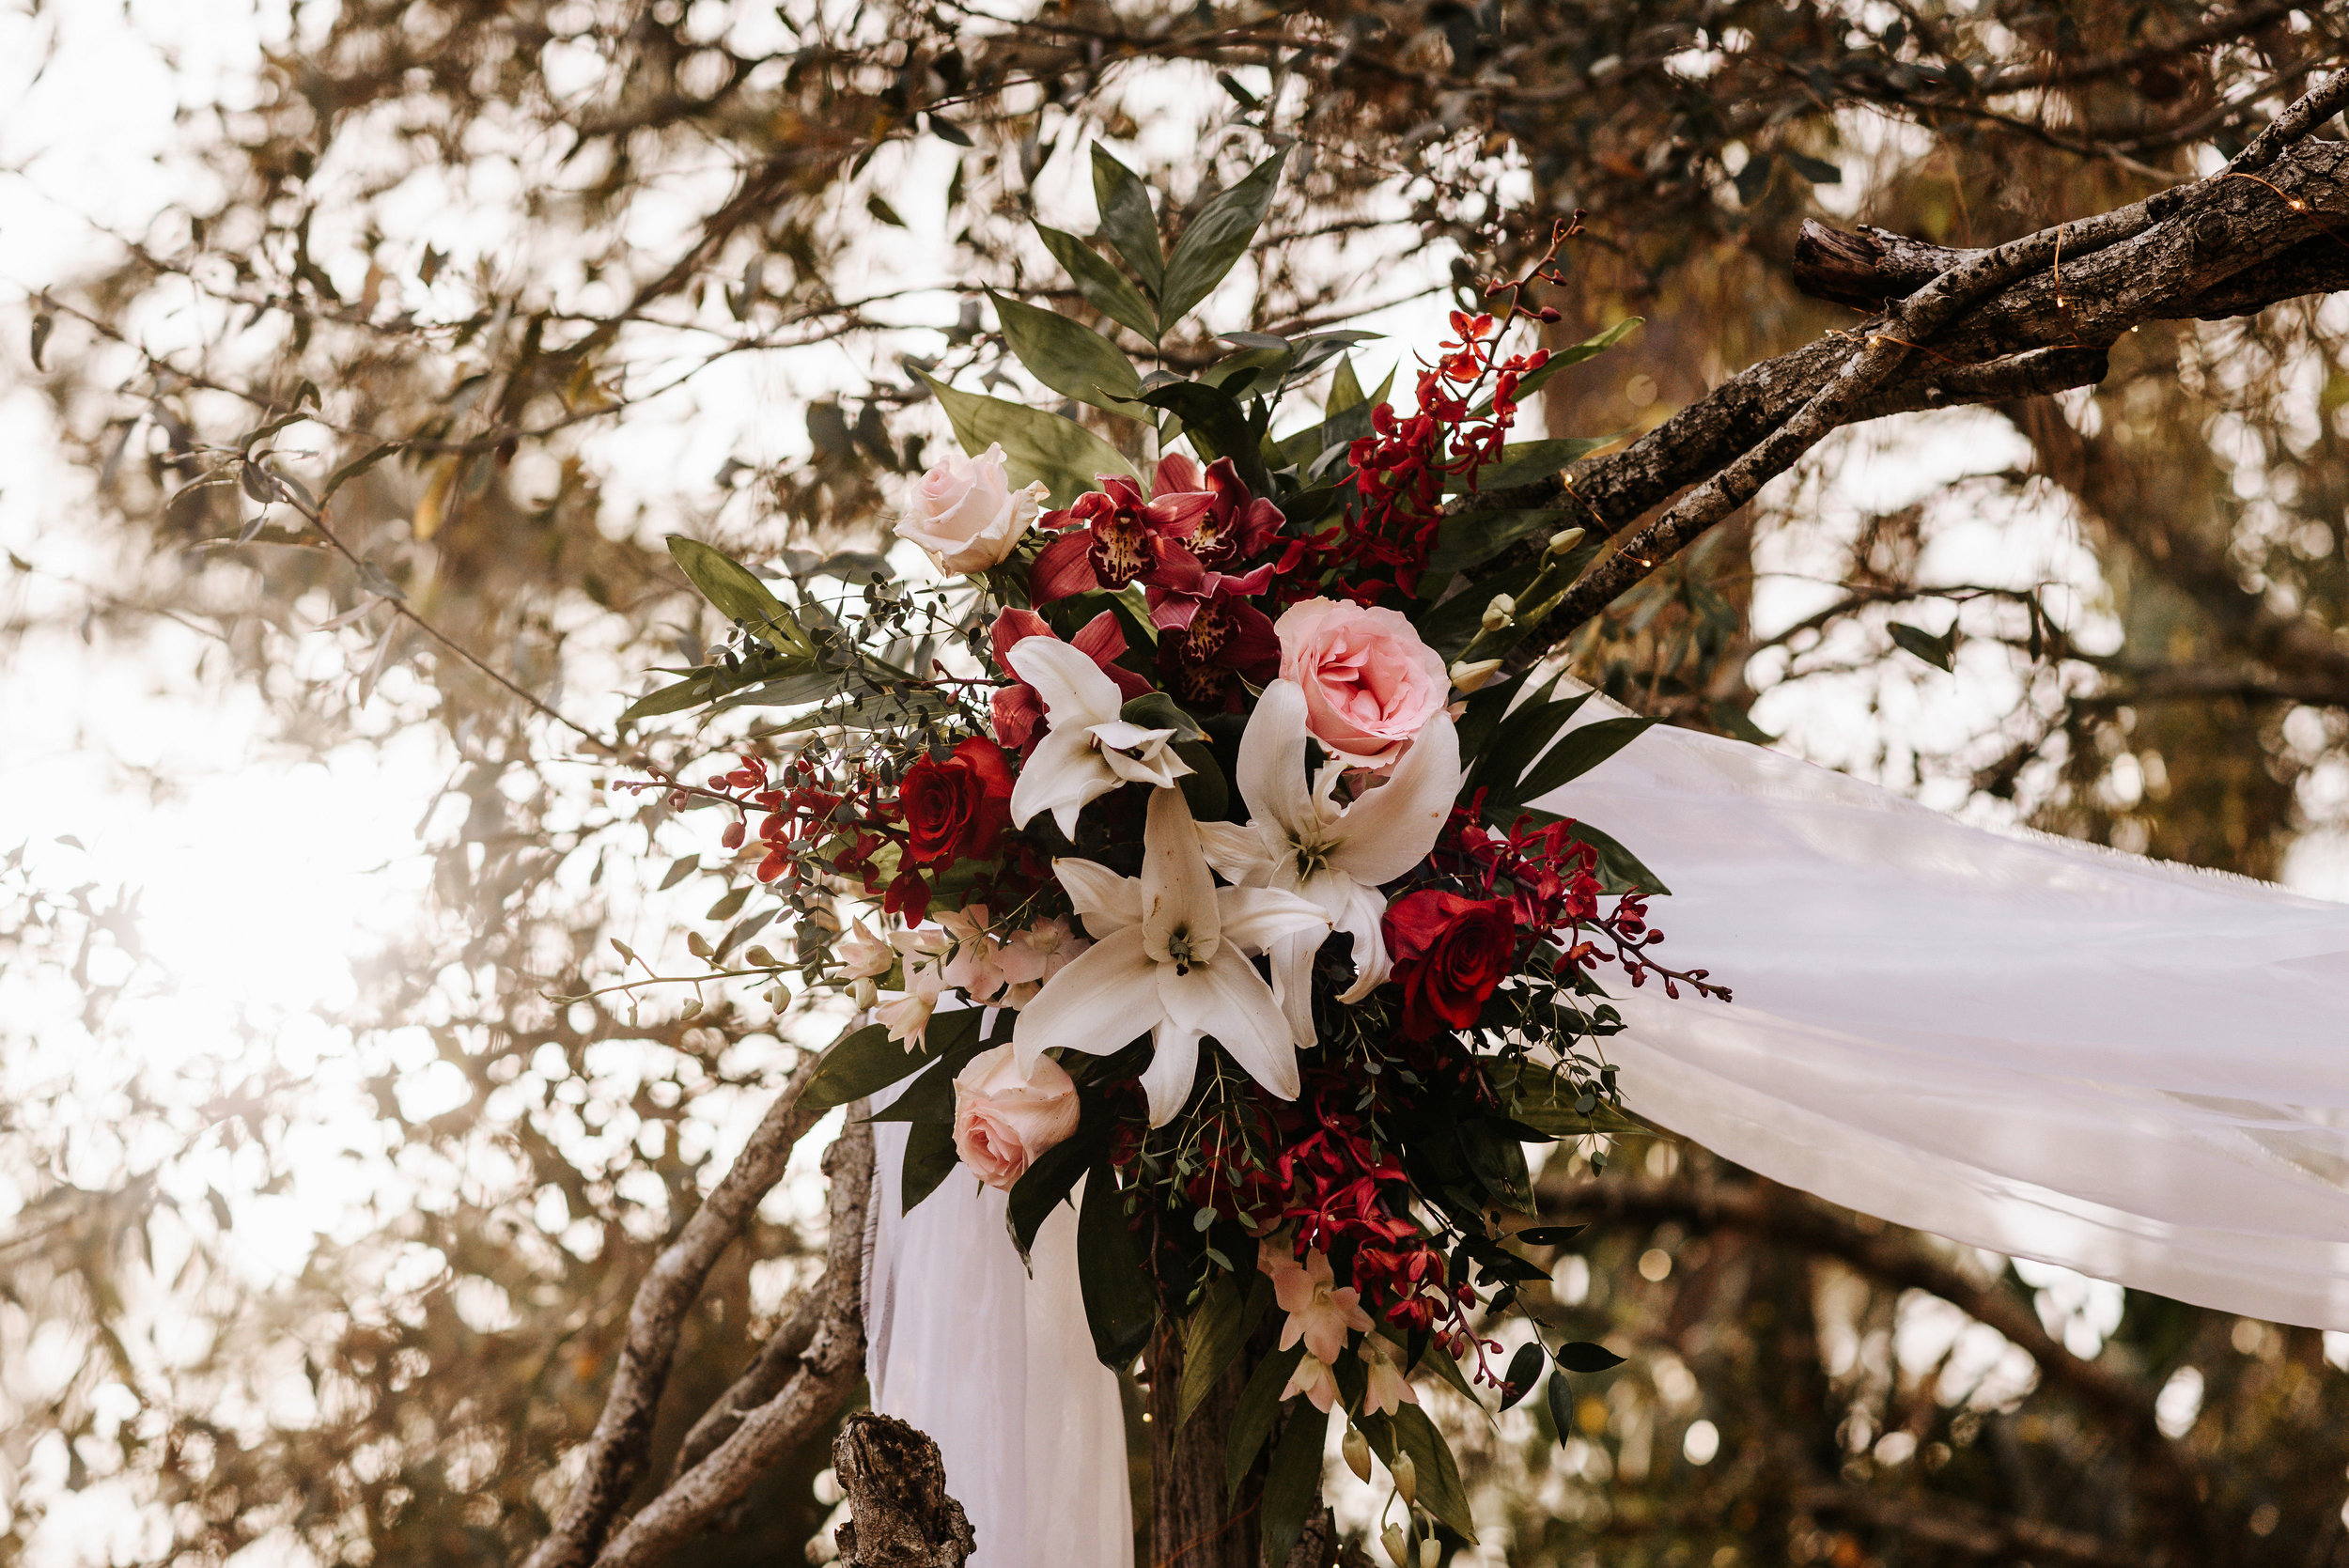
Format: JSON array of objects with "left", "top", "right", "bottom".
[
  {"left": 1004, "top": 636, "right": 1193, "bottom": 836},
  {"left": 1195, "top": 679, "right": 1461, "bottom": 1045},
  {"left": 1014, "top": 787, "right": 1330, "bottom": 1125}
]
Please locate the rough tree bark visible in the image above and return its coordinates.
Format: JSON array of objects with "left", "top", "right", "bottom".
[
  {"left": 1462, "top": 74, "right": 2349, "bottom": 655},
  {"left": 1146, "top": 1321, "right": 1261, "bottom": 1568},
  {"left": 831, "top": 1413, "right": 978, "bottom": 1568}
]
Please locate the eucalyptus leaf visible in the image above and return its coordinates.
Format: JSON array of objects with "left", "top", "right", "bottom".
[
  {"left": 918, "top": 370, "right": 1137, "bottom": 507},
  {"left": 1155, "top": 147, "right": 1288, "bottom": 331}
]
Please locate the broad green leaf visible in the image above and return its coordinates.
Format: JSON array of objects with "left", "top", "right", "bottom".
[
  {"left": 918, "top": 370, "right": 1136, "bottom": 507},
  {"left": 1327, "top": 355, "right": 1365, "bottom": 413},
  {"left": 1176, "top": 1271, "right": 1259, "bottom": 1428},
  {"left": 666, "top": 536, "right": 808, "bottom": 647},
  {"left": 1035, "top": 225, "right": 1160, "bottom": 343},
  {"left": 1426, "top": 508, "right": 1575, "bottom": 575},
  {"left": 658, "top": 854, "right": 701, "bottom": 892},
  {"left": 1089, "top": 145, "right": 1165, "bottom": 294},
  {"left": 1224, "top": 1343, "right": 1306, "bottom": 1498},
  {"left": 1119, "top": 691, "right": 1205, "bottom": 743},
  {"left": 1155, "top": 147, "right": 1288, "bottom": 331},
  {"left": 1077, "top": 1167, "right": 1158, "bottom": 1369},
  {"left": 1259, "top": 1402, "right": 1330, "bottom": 1564},
  {"left": 803, "top": 1009, "right": 983, "bottom": 1113},
  {"left": 1500, "top": 808, "right": 1673, "bottom": 897},
  {"left": 1007, "top": 1116, "right": 1102, "bottom": 1260},
  {"left": 1449, "top": 435, "right": 1616, "bottom": 495},
  {"left": 1359, "top": 1407, "right": 1479, "bottom": 1542},
  {"left": 1556, "top": 1341, "right": 1627, "bottom": 1374},
  {"left": 990, "top": 290, "right": 1142, "bottom": 417},
  {"left": 1129, "top": 380, "right": 1268, "bottom": 494},
  {"left": 1486, "top": 1059, "right": 1657, "bottom": 1137},
  {"left": 1513, "top": 715, "right": 1657, "bottom": 803},
  {"left": 901, "top": 1120, "right": 959, "bottom": 1213},
  {"left": 1273, "top": 365, "right": 1393, "bottom": 470},
  {"left": 1465, "top": 689, "right": 1591, "bottom": 800},
  {"left": 1171, "top": 739, "right": 1230, "bottom": 823},
  {"left": 619, "top": 671, "right": 721, "bottom": 725},
  {"left": 1473, "top": 318, "right": 1642, "bottom": 416}
]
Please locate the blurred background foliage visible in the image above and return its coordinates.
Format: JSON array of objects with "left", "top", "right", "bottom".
[{"left": 4, "top": 1, "right": 2347, "bottom": 1564}]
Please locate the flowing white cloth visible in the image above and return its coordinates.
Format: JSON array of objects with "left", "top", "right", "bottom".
[
  {"left": 861, "top": 712, "right": 2349, "bottom": 1565},
  {"left": 1547, "top": 699, "right": 2349, "bottom": 1330},
  {"left": 864, "top": 1110, "right": 1134, "bottom": 1568}
]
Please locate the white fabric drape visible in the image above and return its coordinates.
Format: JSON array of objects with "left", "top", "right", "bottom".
[
  {"left": 1546, "top": 699, "right": 2349, "bottom": 1330},
  {"left": 863, "top": 1102, "right": 1134, "bottom": 1568},
  {"left": 860, "top": 708, "right": 2349, "bottom": 1564}
]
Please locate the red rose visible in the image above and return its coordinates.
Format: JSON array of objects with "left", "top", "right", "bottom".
[
  {"left": 901, "top": 737, "right": 1015, "bottom": 865},
  {"left": 1381, "top": 891, "right": 1517, "bottom": 1038}
]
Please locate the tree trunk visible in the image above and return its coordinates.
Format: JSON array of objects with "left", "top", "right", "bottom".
[
  {"left": 832, "top": 1412, "right": 976, "bottom": 1568},
  {"left": 1146, "top": 1320, "right": 1261, "bottom": 1568}
]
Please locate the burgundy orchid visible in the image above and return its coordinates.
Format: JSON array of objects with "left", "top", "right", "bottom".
[
  {"left": 987, "top": 607, "right": 1152, "bottom": 754},
  {"left": 1028, "top": 455, "right": 1216, "bottom": 603}
]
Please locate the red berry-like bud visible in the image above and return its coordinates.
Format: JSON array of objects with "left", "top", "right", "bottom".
[{"left": 722, "top": 819, "right": 746, "bottom": 849}]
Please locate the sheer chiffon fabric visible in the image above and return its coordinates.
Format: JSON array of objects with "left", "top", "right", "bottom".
[
  {"left": 1547, "top": 695, "right": 2349, "bottom": 1329},
  {"left": 864, "top": 1090, "right": 1134, "bottom": 1568},
  {"left": 859, "top": 707, "right": 2349, "bottom": 1565}
]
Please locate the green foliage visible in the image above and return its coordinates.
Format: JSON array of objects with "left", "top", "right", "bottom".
[
  {"left": 988, "top": 289, "right": 1143, "bottom": 416},
  {"left": 918, "top": 370, "right": 1137, "bottom": 505}
]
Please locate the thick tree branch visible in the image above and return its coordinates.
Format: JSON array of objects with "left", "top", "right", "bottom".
[
  {"left": 590, "top": 1115, "right": 874, "bottom": 1568},
  {"left": 1469, "top": 74, "right": 2349, "bottom": 654},
  {"left": 522, "top": 1033, "right": 849, "bottom": 1568}
]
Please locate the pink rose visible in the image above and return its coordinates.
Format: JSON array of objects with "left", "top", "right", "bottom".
[
  {"left": 895, "top": 443, "right": 1044, "bottom": 574},
  {"left": 951, "top": 1043, "right": 1081, "bottom": 1189},
  {"left": 1273, "top": 598, "right": 1450, "bottom": 768}
]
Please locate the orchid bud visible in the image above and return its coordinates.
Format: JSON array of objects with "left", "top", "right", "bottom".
[
  {"left": 1546, "top": 526, "right": 1587, "bottom": 557},
  {"left": 687, "top": 931, "right": 713, "bottom": 959},
  {"left": 1420, "top": 1541, "right": 1440, "bottom": 1568},
  {"left": 1480, "top": 595, "right": 1516, "bottom": 630},
  {"left": 767, "top": 982, "right": 793, "bottom": 1008},
  {"left": 1392, "top": 1451, "right": 1418, "bottom": 1506},
  {"left": 848, "top": 977, "right": 879, "bottom": 1010},
  {"left": 1381, "top": 1525, "right": 1410, "bottom": 1568},
  {"left": 1448, "top": 658, "right": 1504, "bottom": 693},
  {"left": 745, "top": 945, "right": 778, "bottom": 969},
  {"left": 1343, "top": 1427, "right": 1373, "bottom": 1483}
]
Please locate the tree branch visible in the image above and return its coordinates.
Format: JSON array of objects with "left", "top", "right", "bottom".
[
  {"left": 1469, "top": 73, "right": 2349, "bottom": 653},
  {"left": 588, "top": 1115, "right": 874, "bottom": 1568},
  {"left": 522, "top": 1034, "right": 849, "bottom": 1568}
]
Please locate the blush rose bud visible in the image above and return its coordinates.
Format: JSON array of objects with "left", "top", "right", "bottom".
[
  {"left": 1342, "top": 1427, "right": 1373, "bottom": 1483},
  {"left": 894, "top": 443, "right": 1046, "bottom": 575},
  {"left": 951, "top": 1043, "right": 1080, "bottom": 1190}
]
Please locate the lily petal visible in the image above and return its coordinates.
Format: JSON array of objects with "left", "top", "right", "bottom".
[
  {"left": 1265, "top": 926, "right": 1321, "bottom": 1048},
  {"left": 1141, "top": 786, "right": 1221, "bottom": 963},
  {"left": 1330, "top": 878, "right": 1394, "bottom": 1002},
  {"left": 1326, "top": 708, "right": 1461, "bottom": 886},
  {"left": 1013, "top": 925, "right": 1159, "bottom": 1076},
  {"left": 1195, "top": 820, "right": 1274, "bottom": 885},
  {"left": 1052, "top": 856, "right": 1144, "bottom": 936},
  {"left": 1009, "top": 723, "right": 1116, "bottom": 836},
  {"left": 1158, "top": 954, "right": 1301, "bottom": 1102},
  {"left": 1213, "top": 884, "right": 1332, "bottom": 954},
  {"left": 1235, "top": 679, "right": 1322, "bottom": 843},
  {"left": 1139, "top": 1018, "right": 1204, "bottom": 1126},
  {"left": 1006, "top": 635, "right": 1122, "bottom": 726}
]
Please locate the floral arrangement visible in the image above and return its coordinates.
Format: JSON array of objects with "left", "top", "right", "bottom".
[{"left": 616, "top": 146, "right": 1726, "bottom": 1561}]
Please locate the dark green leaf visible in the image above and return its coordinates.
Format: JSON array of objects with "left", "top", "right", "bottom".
[
  {"left": 1259, "top": 1402, "right": 1330, "bottom": 1564},
  {"left": 1498, "top": 1342, "right": 1546, "bottom": 1410},
  {"left": 1474, "top": 318, "right": 1642, "bottom": 416},
  {"left": 803, "top": 1009, "right": 983, "bottom": 1114},
  {"left": 618, "top": 672, "right": 718, "bottom": 724},
  {"left": 1513, "top": 1225, "right": 1588, "bottom": 1248},
  {"left": 1512, "top": 716, "right": 1657, "bottom": 803},
  {"left": 1007, "top": 1131, "right": 1094, "bottom": 1259},
  {"left": 705, "top": 884, "right": 750, "bottom": 921},
  {"left": 1176, "top": 1270, "right": 1268, "bottom": 1428},
  {"left": 1172, "top": 740, "right": 1229, "bottom": 822},
  {"left": 1545, "top": 1369, "right": 1574, "bottom": 1443},
  {"left": 658, "top": 854, "right": 701, "bottom": 891},
  {"left": 901, "top": 1120, "right": 959, "bottom": 1213},
  {"left": 1077, "top": 1167, "right": 1158, "bottom": 1368},
  {"left": 1464, "top": 686, "right": 1588, "bottom": 800},
  {"left": 1888, "top": 621, "right": 1955, "bottom": 672},
  {"left": 1088, "top": 145, "right": 1164, "bottom": 294},
  {"left": 1225, "top": 1343, "right": 1306, "bottom": 1498},
  {"left": 1119, "top": 691, "right": 1205, "bottom": 742},
  {"left": 1734, "top": 149, "right": 1776, "bottom": 203},
  {"left": 1389, "top": 1405, "right": 1478, "bottom": 1542},
  {"left": 1426, "top": 509, "right": 1573, "bottom": 575},
  {"left": 1555, "top": 1341, "right": 1627, "bottom": 1374},
  {"left": 319, "top": 442, "right": 398, "bottom": 504},
  {"left": 1448, "top": 437, "right": 1614, "bottom": 495},
  {"left": 1327, "top": 355, "right": 1365, "bottom": 413},
  {"left": 1126, "top": 380, "right": 1268, "bottom": 495},
  {"left": 917, "top": 370, "right": 1136, "bottom": 507},
  {"left": 1155, "top": 147, "right": 1288, "bottom": 331},
  {"left": 1035, "top": 224, "right": 1159, "bottom": 343},
  {"left": 926, "top": 112, "right": 973, "bottom": 147},
  {"left": 990, "top": 290, "right": 1143, "bottom": 417}
]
